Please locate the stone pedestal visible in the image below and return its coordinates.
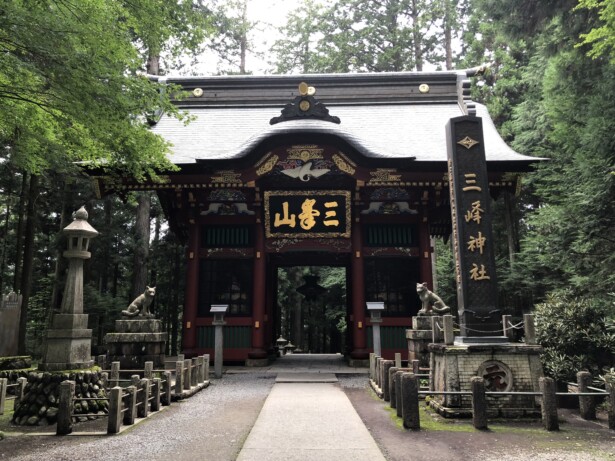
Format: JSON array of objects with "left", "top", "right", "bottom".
[
  {"left": 405, "top": 316, "right": 432, "bottom": 369},
  {"left": 105, "top": 319, "right": 167, "bottom": 368},
  {"left": 40, "top": 314, "right": 93, "bottom": 371},
  {"left": 429, "top": 341, "right": 544, "bottom": 418}
]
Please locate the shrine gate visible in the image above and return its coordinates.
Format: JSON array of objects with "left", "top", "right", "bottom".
[{"left": 94, "top": 70, "right": 537, "bottom": 364}]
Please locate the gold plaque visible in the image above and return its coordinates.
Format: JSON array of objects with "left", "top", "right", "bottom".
[
  {"left": 298, "top": 82, "right": 309, "bottom": 96},
  {"left": 299, "top": 100, "right": 310, "bottom": 111}
]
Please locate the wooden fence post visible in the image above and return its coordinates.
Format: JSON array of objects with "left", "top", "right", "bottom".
[
  {"left": 607, "top": 380, "right": 615, "bottom": 430},
  {"left": 471, "top": 377, "right": 488, "bottom": 429},
  {"left": 110, "top": 361, "right": 120, "bottom": 388},
  {"left": 15, "top": 377, "right": 26, "bottom": 408},
  {"left": 151, "top": 377, "right": 161, "bottom": 412},
  {"left": 0, "top": 378, "right": 7, "bottom": 415},
  {"left": 144, "top": 361, "right": 154, "bottom": 380},
  {"left": 107, "top": 386, "right": 123, "bottom": 434},
  {"left": 175, "top": 361, "right": 184, "bottom": 396},
  {"left": 539, "top": 377, "right": 559, "bottom": 431},
  {"left": 57, "top": 381, "right": 75, "bottom": 435},
  {"left": 138, "top": 378, "right": 149, "bottom": 418},
  {"left": 204, "top": 354, "right": 210, "bottom": 381},
  {"left": 401, "top": 373, "right": 420, "bottom": 430},
  {"left": 123, "top": 386, "right": 137, "bottom": 425},
  {"left": 577, "top": 371, "right": 596, "bottom": 420},
  {"left": 183, "top": 359, "right": 191, "bottom": 390},
  {"left": 382, "top": 360, "right": 394, "bottom": 402},
  {"left": 162, "top": 371, "right": 172, "bottom": 405}
]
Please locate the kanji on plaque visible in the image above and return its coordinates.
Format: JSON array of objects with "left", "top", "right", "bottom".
[
  {"left": 274, "top": 202, "right": 296, "bottom": 228},
  {"left": 265, "top": 191, "right": 351, "bottom": 238},
  {"left": 298, "top": 199, "right": 320, "bottom": 230}
]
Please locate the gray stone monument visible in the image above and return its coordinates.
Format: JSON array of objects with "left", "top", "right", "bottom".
[
  {"left": 0, "top": 292, "right": 22, "bottom": 356},
  {"left": 40, "top": 207, "right": 97, "bottom": 371},
  {"left": 425, "top": 116, "right": 543, "bottom": 418}
]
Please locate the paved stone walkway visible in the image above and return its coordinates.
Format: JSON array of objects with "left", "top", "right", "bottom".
[
  {"left": 228, "top": 353, "right": 369, "bottom": 375},
  {"left": 236, "top": 379, "right": 387, "bottom": 461}
]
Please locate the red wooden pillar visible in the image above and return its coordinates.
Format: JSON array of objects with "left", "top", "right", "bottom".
[
  {"left": 249, "top": 218, "right": 267, "bottom": 360},
  {"left": 182, "top": 222, "right": 200, "bottom": 356},
  {"left": 350, "top": 219, "right": 368, "bottom": 360},
  {"left": 419, "top": 209, "right": 434, "bottom": 288}
]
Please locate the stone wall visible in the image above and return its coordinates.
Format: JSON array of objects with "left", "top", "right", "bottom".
[
  {"left": 429, "top": 343, "right": 544, "bottom": 417},
  {"left": 12, "top": 370, "right": 108, "bottom": 426}
]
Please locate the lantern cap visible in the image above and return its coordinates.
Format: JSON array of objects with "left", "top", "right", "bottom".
[{"left": 63, "top": 206, "right": 99, "bottom": 237}]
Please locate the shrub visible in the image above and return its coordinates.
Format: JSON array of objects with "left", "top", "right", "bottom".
[{"left": 534, "top": 291, "right": 615, "bottom": 383}]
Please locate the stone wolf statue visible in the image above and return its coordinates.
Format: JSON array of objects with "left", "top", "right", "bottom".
[
  {"left": 416, "top": 282, "right": 450, "bottom": 316},
  {"left": 122, "top": 286, "right": 156, "bottom": 318}
]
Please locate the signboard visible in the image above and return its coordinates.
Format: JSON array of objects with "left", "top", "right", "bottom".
[
  {"left": 264, "top": 190, "right": 351, "bottom": 238},
  {"left": 446, "top": 116, "right": 500, "bottom": 337}
]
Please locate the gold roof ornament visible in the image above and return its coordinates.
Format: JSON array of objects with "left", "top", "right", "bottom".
[{"left": 298, "top": 82, "right": 309, "bottom": 96}]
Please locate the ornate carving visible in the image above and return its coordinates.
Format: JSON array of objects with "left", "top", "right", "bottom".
[
  {"left": 211, "top": 170, "right": 242, "bottom": 183},
  {"left": 368, "top": 169, "right": 402, "bottom": 184},
  {"left": 256, "top": 154, "right": 279, "bottom": 176},
  {"left": 208, "top": 189, "right": 247, "bottom": 201},
  {"left": 287, "top": 145, "right": 324, "bottom": 162},
  {"left": 457, "top": 136, "right": 480, "bottom": 150},
  {"left": 370, "top": 187, "right": 409, "bottom": 201},
  {"left": 360, "top": 201, "right": 417, "bottom": 215},
  {"left": 270, "top": 83, "right": 340, "bottom": 125},
  {"left": 477, "top": 360, "right": 513, "bottom": 392},
  {"left": 332, "top": 153, "right": 356, "bottom": 175},
  {"left": 281, "top": 162, "right": 330, "bottom": 181},
  {"left": 200, "top": 203, "right": 255, "bottom": 216}
]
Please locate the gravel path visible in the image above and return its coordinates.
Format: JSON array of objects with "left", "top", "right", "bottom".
[
  {"left": 2, "top": 372, "right": 614, "bottom": 461},
  {"left": 1, "top": 373, "right": 275, "bottom": 461}
]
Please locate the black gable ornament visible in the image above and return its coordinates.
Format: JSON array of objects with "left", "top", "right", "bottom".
[{"left": 270, "top": 82, "right": 341, "bottom": 125}]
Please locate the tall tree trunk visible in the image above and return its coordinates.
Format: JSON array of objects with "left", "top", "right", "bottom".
[
  {"left": 239, "top": 0, "right": 248, "bottom": 75},
  {"left": 0, "top": 171, "right": 14, "bottom": 295},
  {"left": 17, "top": 174, "right": 39, "bottom": 354},
  {"left": 170, "top": 243, "right": 180, "bottom": 356},
  {"left": 503, "top": 191, "right": 519, "bottom": 267},
  {"left": 13, "top": 172, "right": 29, "bottom": 292},
  {"left": 444, "top": 0, "right": 454, "bottom": 70},
  {"left": 49, "top": 181, "right": 71, "bottom": 312},
  {"left": 130, "top": 192, "right": 151, "bottom": 301},
  {"left": 410, "top": 0, "right": 423, "bottom": 71},
  {"left": 100, "top": 196, "right": 112, "bottom": 294}
]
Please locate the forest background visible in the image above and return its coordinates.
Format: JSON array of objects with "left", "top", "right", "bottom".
[{"left": 0, "top": 0, "right": 613, "bottom": 382}]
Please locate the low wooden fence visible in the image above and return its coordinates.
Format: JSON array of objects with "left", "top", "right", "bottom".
[
  {"left": 0, "top": 377, "right": 27, "bottom": 415},
  {"left": 375, "top": 369, "right": 615, "bottom": 432},
  {"left": 51, "top": 355, "right": 210, "bottom": 435}
]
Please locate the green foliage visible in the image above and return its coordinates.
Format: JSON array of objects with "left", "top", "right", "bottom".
[
  {"left": 272, "top": 0, "right": 463, "bottom": 74},
  {"left": 0, "top": 0, "right": 211, "bottom": 180},
  {"left": 576, "top": 0, "right": 615, "bottom": 61},
  {"left": 534, "top": 292, "right": 615, "bottom": 382}
]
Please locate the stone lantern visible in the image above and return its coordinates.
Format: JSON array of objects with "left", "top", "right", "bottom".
[
  {"left": 366, "top": 302, "right": 385, "bottom": 357},
  {"left": 40, "top": 206, "right": 98, "bottom": 371}
]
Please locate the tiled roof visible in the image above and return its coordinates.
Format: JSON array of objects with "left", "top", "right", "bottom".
[{"left": 150, "top": 71, "right": 540, "bottom": 166}]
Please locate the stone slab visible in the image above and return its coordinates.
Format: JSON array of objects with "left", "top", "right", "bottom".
[
  {"left": 114, "top": 319, "right": 164, "bottom": 333},
  {"left": 275, "top": 373, "right": 337, "bottom": 383},
  {"left": 104, "top": 332, "right": 168, "bottom": 343},
  {"left": 51, "top": 314, "right": 89, "bottom": 330},
  {"left": 236, "top": 383, "right": 386, "bottom": 461}
]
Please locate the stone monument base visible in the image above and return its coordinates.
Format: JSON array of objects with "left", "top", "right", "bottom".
[
  {"left": 39, "top": 314, "right": 94, "bottom": 371},
  {"left": 105, "top": 319, "right": 167, "bottom": 369},
  {"left": 429, "top": 341, "right": 543, "bottom": 418},
  {"left": 406, "top": 316, "right": 433, "bottom": 369}
]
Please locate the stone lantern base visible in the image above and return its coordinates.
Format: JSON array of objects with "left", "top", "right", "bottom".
[
  {"left": 105, "top": 319, "right": 167, "bottom": 368},
  {"left": 39, "top": 313, "right": 94, "bottom": 371},
  {"left": 428, "top": 342, "right": 544, "bottom": 418}
]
